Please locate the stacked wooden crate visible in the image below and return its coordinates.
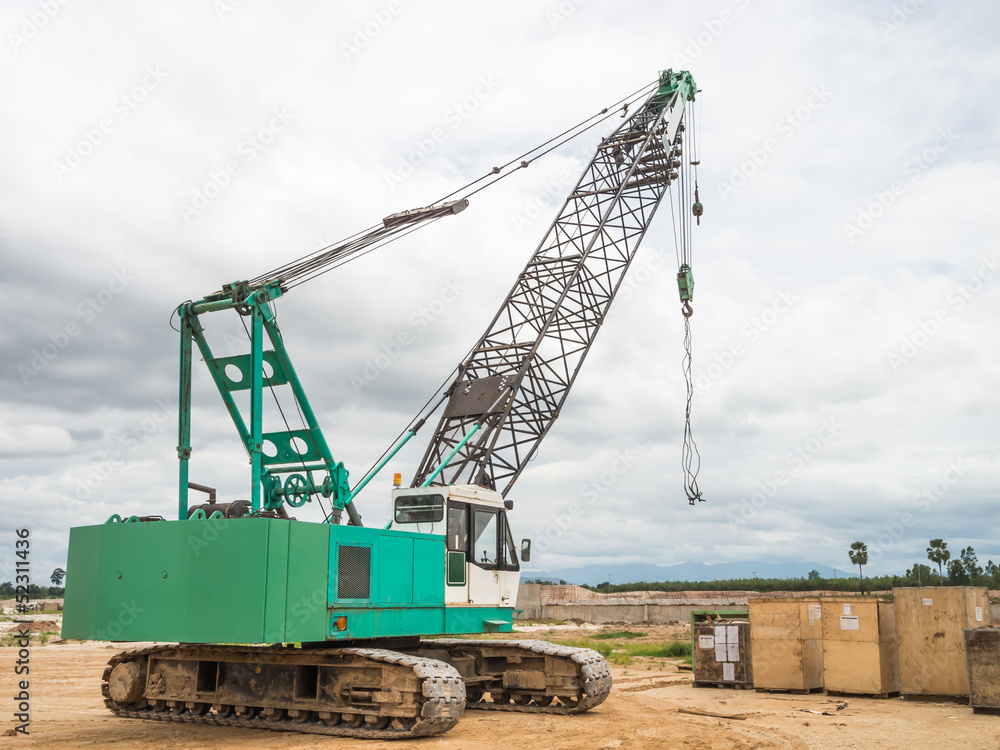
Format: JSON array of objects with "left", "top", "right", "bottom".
[
  {"left": 820, "top": 597, "right": 900, "bottom": 697},
  {"left": 692, "top": 618, "right": 753, "bottom": 688},
  {"left": 893, "top": 586, "right": 990, "bottom": 699},
  {"left": 964, "top": 627, "right": 1000, "bottom": 713},
  {"left": 749, "top": 598, "right": 823, "bottom": 693}
]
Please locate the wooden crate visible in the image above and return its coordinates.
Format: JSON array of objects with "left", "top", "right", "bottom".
[
  {"left": 964, "top": 627, "right": 1000, "bottom": 712},
  {"left": 692, "top": 619, "right": 753, "bottom": 688},
  {"left": 749, "top": 598, "right": 823, "bottom": 692},
  {"left": 893, "top": 586, "right": 990, "bottom": 698},
  {"left": 821, "top": 597, "right": 899, "bottom": 697}
]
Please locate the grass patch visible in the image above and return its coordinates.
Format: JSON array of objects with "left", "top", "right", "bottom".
[
  {"left": 0, "top": 632, "right": 63, "bottom": 647},
  {"left": 629, "top": 641, "right": 692, "bottom": 659},
  {"left": 552, "top": 638, "right": 614, "bottom": 658},
  {"left": 593, "top": 630, "right": 644, "bottom": 640},
  {"left": 550, "top": 636, "right": 692, "bottom": 663}
]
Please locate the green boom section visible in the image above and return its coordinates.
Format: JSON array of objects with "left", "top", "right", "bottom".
[{"left": 62, "top": 518, "right": 512, "bottom": 643}]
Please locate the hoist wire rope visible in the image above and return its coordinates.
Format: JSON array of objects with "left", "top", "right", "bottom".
[
  {"left": 244, "top": 80, "right": 661, "bottom": 291},
  {"left": 221, "top": 76, "right": 709, "bottom": 512},
  {"left": 663, "top": 99, "right": 703, "bottom": 504},
  {"left": 248, "top": 84, "right": 660, "bottom": 509}
]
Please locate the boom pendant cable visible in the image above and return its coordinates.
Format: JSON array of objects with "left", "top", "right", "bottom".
[
  {"left": 228, "top": 76, "right": 708, "bottom": 507},
  {"left": 238, "top": 80, "right": 661, "bottom": 292}
]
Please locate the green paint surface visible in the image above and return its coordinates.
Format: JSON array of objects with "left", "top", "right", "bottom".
[
  {"left": 63, "top": 518, "right": 274, "bottom": 642},
  {"left": 63, "top": 518, "right": 512, "bottom": 643}
]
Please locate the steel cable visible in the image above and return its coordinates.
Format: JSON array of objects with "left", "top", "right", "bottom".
[
  {"left": 673, "top": 100, "right": 704, "bottom": 504},
  {"left": 241, "top": 80, "right": 661, "bottom": 291}
]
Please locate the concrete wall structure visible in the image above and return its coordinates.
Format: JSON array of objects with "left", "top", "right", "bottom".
[
  {"left": 516, "top": 583, "right": 749, "bottom": 623},
  {"left": 517, "top": 585, "right": 1000, "bottom": 625}
]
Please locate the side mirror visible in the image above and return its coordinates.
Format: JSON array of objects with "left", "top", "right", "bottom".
[{"left": 520, "top": 538, "right": 531, "bottom": 563}]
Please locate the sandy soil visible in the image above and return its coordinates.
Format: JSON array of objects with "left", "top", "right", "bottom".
[
  {"left": 3, "top": 629, "right": 1000, "bottom": 749},
  {"left": 515, "top": 621, "right": 691, "bottom": 641}
]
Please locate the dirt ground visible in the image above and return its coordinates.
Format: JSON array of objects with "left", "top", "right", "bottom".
[{"left": 3, "top": 626, "right": 1000, "bottom": 750}]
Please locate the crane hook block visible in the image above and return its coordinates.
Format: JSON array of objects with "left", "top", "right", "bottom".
[{"left": 677, "top": 263, "right": 694, "bottom": 304}]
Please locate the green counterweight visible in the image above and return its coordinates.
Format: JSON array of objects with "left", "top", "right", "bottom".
[{"left": 62, "top": 516, "right": 513, "bottom": 643}]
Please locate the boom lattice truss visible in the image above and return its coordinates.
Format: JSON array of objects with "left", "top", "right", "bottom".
[{"left": 412, "top": 71, "right": 696, "bottom": 495}]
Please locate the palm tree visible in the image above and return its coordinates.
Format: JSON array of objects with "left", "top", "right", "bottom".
[
  {"left": 927, "top": 539, "right": 950, "bottom": 582},
  {"left": 848, "top": 542, "right": 868, "bottom": 593}
]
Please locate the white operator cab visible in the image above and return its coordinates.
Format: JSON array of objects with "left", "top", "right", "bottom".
[{"left": 388, "top": 484, "right": 528, "bottom": 608}]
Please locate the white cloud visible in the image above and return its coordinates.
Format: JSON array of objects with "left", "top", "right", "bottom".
[
  {"left": 0, "top": 421, "right": 74, "bottom": 458},
  {"left": 1, "top": 0, "right": 999, "bottom": 581}
]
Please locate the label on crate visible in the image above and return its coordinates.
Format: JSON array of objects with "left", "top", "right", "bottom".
[
  {"left": 976, "top": 606, "right": 984, "bottom": 622},
  {"left": 714, "top": 625, "right": 727, "bottom": 644},
  {"left": 698, "top": 635, "right": 714, "bottom": 649},
  {"left": 727, "top": 625, "right": 739, "bottom": 643},
  {"left": 723, "top": 662, "right": 735, "bottom": 682},
  {"left": 808, "top": 604, "right": 821, "bottom": 624},
  {"left": 715, "top": 643, "right": 727, "bottom": 662},
  {"left": 922, "top": 598, "right": 933, "bottom": 606},
  {"left": 727, "top": 642, "right": 740, "bottom": 661},
  {"left": 843, "top": 603, "right": 851, "bottom": 615},
  {"left": 840, "top": 615, "right": 860, "bottom": 630}
]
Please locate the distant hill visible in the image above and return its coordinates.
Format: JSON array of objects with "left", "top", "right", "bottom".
[{"left": 522, "top": 561, "right": 852, "bottom": 586}]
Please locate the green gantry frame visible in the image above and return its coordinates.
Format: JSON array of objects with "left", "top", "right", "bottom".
[{"left": 176, "top": 280, "right": 360, "bottom": 525}]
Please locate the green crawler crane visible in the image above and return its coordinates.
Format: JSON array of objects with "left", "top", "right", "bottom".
[{"left": 63, "top": 69, "right": 700, "bottom": 739}]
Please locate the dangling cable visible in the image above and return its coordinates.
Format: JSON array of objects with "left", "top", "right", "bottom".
[{"left": 681, "top": 313, "right": 703, "bottom": 504}]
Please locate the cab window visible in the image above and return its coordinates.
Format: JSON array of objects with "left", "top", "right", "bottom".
[
  {"left": 394, "top": 494, "right": 444, "bottom": 524},
  {"left": 501, "top": 513, "right": 519, "bottom": 570},
  {"left": 473, "top": 509, "right": 498, "bottom": 567},
  {"left": 447, "top": 504, "right": 468, "bottom": 552}
]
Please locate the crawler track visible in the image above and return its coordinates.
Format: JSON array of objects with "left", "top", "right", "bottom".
[
  {"left": 415, "top": 639, "right": 612, "bottom": 714},
  {"left": 102, "top": 644, "right": 465, "bottom": 739}
]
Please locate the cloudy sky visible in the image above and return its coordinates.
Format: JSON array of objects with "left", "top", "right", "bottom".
[{"left": 2, "top": 0, "right": 998, "bottom": 584}]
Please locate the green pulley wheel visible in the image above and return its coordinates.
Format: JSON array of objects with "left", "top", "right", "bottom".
[{"left": 283, "top": 474, "right": 311, "bottom": 507}]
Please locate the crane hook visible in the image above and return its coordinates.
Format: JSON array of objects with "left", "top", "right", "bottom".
[{"left": 682, "top": 301, "right": 693, "bottom": 318}]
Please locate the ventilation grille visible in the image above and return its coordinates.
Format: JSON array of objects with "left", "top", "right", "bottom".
[{"left": 337, "top": 545, "right": 371, "bottom": 599}]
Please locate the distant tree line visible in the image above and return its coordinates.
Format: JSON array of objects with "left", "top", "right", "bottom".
[
  {"left": 0, "top": 568, "right": 67, "bottom": 599},
  {"left": 524, "top": 579, "right": 568, "bottom": 585},
  {"left": 0, "top": 581, "right": 65, "bottom": 598},
  {"left": 922, "top": 539, "right": 995, "bottom": 587},
  {"left": 842, "top": 538, "right": 995, "bottom": 594},
  {"left": 577, "top": 562, "right": 1000, "bottom": 596},
  {"left": 582, "top": 577, "right": 888, "bottom": 594},
  {"left": 569, "top": 539, "right": 1000, "bottom": 594}
]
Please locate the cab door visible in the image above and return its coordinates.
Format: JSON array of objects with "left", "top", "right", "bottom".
[
  {"left": 444, "top": 501, "right": 469, "bottom": 604},
  {"left": 496, "top": 511, "right": 520, "bottom": 606},
  {"left": 467, "top": 505, "right": 501, "bottom": 605}
]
